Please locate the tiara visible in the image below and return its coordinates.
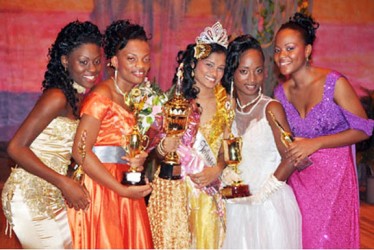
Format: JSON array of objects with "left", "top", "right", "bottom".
[{"left": 195, "top": 22, "right": 228, "bottom": 48}]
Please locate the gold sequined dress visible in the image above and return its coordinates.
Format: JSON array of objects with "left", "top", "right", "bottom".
[
  {"left": 147, "top": 84, "right": 230, "bottom": 249},
  {"left": 1, "top": 116, "right": 78, "bottom": 249}
]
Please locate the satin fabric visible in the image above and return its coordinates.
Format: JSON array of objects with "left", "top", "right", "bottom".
[
  {"left": 1, "top": 116, "right": 78, "bottom": 249},
  {"left": 68, "top": 92, "right": 153, "bottom": 249},
  {"left": 10, "top": 188, "right": 72, "bottom": 249}
]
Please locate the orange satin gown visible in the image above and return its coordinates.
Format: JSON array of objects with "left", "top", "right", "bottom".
[{"left": 68, "top": 92, "right": 153, "bottom": 249}]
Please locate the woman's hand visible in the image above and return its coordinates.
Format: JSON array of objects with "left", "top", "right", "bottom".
[
  {"left": 120, "top": 182, "right": 153, "bottom": 199},
  {"left": 122, "top": 151, "right": 148, "bottom": 171},
  {"left": 189, "top": 166, "right": 222, "bottom": 189},
  {"left": 60, "top": 176, "right": 90, "bottom": 211},
  {"left": 287, "top": 137, "right": 320, "bottom": 165}
]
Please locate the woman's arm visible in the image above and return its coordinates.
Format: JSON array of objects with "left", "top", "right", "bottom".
[
  {"left": 7, "top": 89, "right": 90, "bottom": 210},
  {"left": 266, "top": 101, "right": 296, "bottom": 181},
  {"left": 287, "top": 77, "right": 370, "bottom": 164},
  {"left": 73, "top": 114, "right": 152, "bottom": 199}
]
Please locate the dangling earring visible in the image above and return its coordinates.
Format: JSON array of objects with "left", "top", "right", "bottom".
[
  {"left": 306, "top": 57, "right": 310, "bottom": 67},
  {"left": 114, "top": 68, "right": 118, "bottom": 82},
  {"left": 258, "top": 86, "right": 262, "bottom": 93},
  {"left": 191, "top": 70, "right": 195, "bottom": 77},
  {"left": 230, "top": 80, "right": 234, "bottom": 98}
]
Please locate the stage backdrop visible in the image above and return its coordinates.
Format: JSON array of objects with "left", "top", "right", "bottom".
[{"left": 0, "top": 0, "right": 373, "bottom": 141}]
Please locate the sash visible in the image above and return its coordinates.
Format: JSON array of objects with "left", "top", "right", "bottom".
[
  {"left": 191, "top": 131, "right": 221, "bottom": 196},
  {"left": 92, "top": 146, "right": 128, "bottom": 164},
  {"left": 193, "top": 131, "right": 217, "bottom": 167}
]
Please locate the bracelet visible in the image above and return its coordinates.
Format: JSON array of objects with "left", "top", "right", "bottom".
[{"left": 156, "top": 137, "right": 167, "bottom": 157}]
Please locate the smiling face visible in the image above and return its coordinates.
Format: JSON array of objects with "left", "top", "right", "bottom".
[
  {"left": 274, "top": 28, "right": 311, "bottom": 76},
  {"left": 111, "top": 39, "right": 151, "bottom": 90},
  {"left": 234, "top": 49, "right": 264, "bottom": 101},
  {"left": 194, "top": 51, "right": 226, "bottom": 92},
  {"left": 61, "top": 43, "right": 102, "bottom": 89}
]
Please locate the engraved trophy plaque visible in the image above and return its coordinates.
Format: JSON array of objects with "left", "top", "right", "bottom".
[
  {"left": 268, "top": 111, "right": 312, "bottom": 171},
  {"left": 221, "top": 133, "right": 251, "bottom": 199},
  {"left": 121, "top": 88, "right": 149, "bottom": 185},
  {"left": 159, "top": 63, "right": 191, "bottom": 180}
]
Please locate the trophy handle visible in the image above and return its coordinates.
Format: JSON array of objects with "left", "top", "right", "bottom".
[{"left": 140, "top": 135, "right": 149, "bottom": 151}]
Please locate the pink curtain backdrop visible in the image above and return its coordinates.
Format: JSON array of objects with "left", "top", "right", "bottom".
[{"left": 0, "top": 0, "right": 373, "bottom": 141}]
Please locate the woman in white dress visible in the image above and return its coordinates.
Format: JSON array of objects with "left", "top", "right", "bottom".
[{"left": 221, "top": 34, "right": 302, "bottom": 249}]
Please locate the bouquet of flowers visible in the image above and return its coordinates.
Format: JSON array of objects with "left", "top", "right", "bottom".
[{"left": 125, "top": 78, "right": 168, "bottom": 152}]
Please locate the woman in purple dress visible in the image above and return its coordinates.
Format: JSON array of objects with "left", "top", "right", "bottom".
[{"left": 273, "top": 12, "right": 374, "bottom": 248}]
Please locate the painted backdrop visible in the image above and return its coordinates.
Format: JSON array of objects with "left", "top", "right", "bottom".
[{"left": 0, "top": 0, "right": 373, "bottom": 141}]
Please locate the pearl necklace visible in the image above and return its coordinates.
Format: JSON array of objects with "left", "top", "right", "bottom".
[{"left": 236, "top": 91, "right": 262, "bottom": 111}]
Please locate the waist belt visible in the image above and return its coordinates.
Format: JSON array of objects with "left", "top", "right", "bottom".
[{"left": 92, "top": 146, "right": 128, "bottom": 164}]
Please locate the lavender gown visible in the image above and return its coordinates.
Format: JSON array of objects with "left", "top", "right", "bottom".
[{"left": 274, "top": 71, "right": 374, "bottom": 249}]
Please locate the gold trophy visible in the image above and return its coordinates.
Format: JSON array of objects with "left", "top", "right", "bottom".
[
  {"left": 121, "top": 88, "right": 150, "bottom": 185},
  {"left": 159, "top": 63, "right": 191, "bottom": 180},
  {"left": 221, "top": 133, "right": 251, "bottom": 199},
  {"left": 268, "top": 111, "right": 312, "bottom": 171}
]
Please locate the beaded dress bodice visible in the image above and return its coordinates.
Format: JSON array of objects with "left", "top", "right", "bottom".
[{"left": 2, "top": 116, "right": 78, "bottom": 223}]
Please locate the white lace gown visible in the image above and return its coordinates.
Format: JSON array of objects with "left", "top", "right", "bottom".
[{"left": 222, "top": 96, "right": 302, "bottom": 249}]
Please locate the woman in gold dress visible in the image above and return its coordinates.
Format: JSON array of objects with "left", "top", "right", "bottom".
[
  {"left": 1, "top": 21, "right": 102, "bottom": 248},
  {"left": 148, "top": 22, "right": 232, "bottom": 249}
]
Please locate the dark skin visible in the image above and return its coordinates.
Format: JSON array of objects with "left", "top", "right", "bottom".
[
  {"left": 71, "top": 39, "right": 152, "bottom": 199},
  {"left": 7, "top": 89, "right": 90, "bottom": 211},
  {"left": 233, "top": 48, "right": 295, "bottom": 181},
  {"left": 274, "top": 28, "right": 369, "bottom": 164},
  {"left": 7, "top": 42, "right": 102, "bottom": 211}
]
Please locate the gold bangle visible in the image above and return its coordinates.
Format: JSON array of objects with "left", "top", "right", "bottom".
[{"left": 157, "top": 137, "right": 166, "bottom": 157}]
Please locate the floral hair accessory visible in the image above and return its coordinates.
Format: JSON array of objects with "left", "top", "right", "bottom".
[
  {"left": 193, "top": 43, "right": 212, "bottom": 60},
  {"left": 193, "top": 21, "right": 228, "bottom": 60}
]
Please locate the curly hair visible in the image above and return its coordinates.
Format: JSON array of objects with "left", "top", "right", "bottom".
[
  {"left": 172, "top": 43, "right": 227, "bottom": 100},
  {"left": 103, "top": 20, "right": 149, "bottom": 60},
  {"left": 222, "top": 35, "right": 264, "bottom": 93},
  {"left": 42, "top": 20, "right": 102, "bottom": 118},
  {"left": 278, "top": 12, "right": 320, "bottom": 46}
]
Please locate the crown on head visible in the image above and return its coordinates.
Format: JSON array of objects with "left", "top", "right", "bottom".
[{"left": 195, "top": 22, "right": 228, "bottom": 48}]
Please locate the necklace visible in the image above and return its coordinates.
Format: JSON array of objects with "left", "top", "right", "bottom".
[
  {"left": 72, "top": 82, "right": 86, "bottom": 94},
  {"left": 236, "top": 94, "right": 262, "bottom": 115},
  {"left": 236, "top": 91, "right": 262, "bottom": 110},
  {"left": 112, "top": 77, "right": 127, "bottom": 96}
]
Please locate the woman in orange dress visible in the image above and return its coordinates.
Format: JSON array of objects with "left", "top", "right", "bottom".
[{"left": 68, "top": 20, "right": 153, "bottom": 249}]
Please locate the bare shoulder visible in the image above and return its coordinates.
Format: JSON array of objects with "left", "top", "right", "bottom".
[
  {"left": 37, "top": 88, "right": 67, "bottom": 112},
  {"left": 91, "top": 79, "right": 114, "bottom": 99},
  {"left": 266, "top": 99, "right": 286, "bottom": 117}
]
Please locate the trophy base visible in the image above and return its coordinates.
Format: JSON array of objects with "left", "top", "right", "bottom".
[
  {"left": 221, "top": 184, "right": 251, "bottom": 199},
  {"left": 121, "top": 171, "right": 146, "bottom": 185},
  {"left": 159, "top": 161, "right": 182, "bottom": 180}
]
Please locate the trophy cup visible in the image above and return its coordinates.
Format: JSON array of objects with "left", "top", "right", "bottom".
[
  {"left": 159, "top": 63, "right": 191, "bottom": 180},
  {"left": 268, "top": 111, "right": 312, "bottom": 171},
  {"left": 221, "top": 133, "right": 251, "bottom": 199},
  {"left": 121, "top": 88, "right": 150, "bottom": 185}
]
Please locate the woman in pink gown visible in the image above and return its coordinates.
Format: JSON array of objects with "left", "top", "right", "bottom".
[
  {"left": 273, "top": 12, "right": 374, "bottom": 248},
  {"left": 68, "top": 20, "right": 153, "bottom": 249}
]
